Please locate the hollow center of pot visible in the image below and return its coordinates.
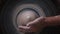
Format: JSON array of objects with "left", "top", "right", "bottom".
[{"left": 17, "top": 9, "right": 39, "bottom": 26}]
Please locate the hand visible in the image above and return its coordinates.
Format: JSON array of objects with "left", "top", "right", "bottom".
[{"left": 18, "top": 17, "right": 46, "bottom": 32}]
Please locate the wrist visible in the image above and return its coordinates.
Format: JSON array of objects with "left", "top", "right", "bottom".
[{"left": 44, "top": 16, "right": 60, "bottom": 27}]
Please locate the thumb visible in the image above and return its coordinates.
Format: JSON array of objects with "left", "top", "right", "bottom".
[
  {"left": 26, "top": 17, "right": 44, "bottom": 26},
  {"left": 19, "top": 26, "right": 30, "bottom": 29}
]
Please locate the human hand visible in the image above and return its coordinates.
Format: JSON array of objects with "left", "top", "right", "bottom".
[{"left": 18, "top": 17, "right": 46, "bottom": 32}]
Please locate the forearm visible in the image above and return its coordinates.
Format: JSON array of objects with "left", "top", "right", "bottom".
[{"left": 45, "top": 15, "right": 60, "bottom": 26}]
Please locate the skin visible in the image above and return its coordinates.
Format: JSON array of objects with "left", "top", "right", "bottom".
[{"left": 18, "top": 15, "right": 60, "bottom": 32}]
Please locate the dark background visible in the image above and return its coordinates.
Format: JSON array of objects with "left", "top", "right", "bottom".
[{"left": 0, "top": 0, "right": 60, "bottom": 14}]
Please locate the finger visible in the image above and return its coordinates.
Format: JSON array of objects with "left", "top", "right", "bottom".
[
  {"left": 26, "top": 17, "right": 45, "bottom": 26},
  {"left": 19, "top": 26, "right": 30, "bottom": 29},
  {"left": 19, "top": 28, "right": 28, "bottom": 32},
  {"left": 18, "top": 26, "right": 39, "bottom": 32},
  {"left": 26, "top": 17, "right": 42, "bottom": 26},
  {"left": 18, "top": 26, "right": 31, "bottom": 32},
  {"left": 33, "top": 17, "right": 45, "bottom": 23}
]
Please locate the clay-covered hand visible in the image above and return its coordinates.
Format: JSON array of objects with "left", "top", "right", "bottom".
[{"left": 18, "top": 17, "right": 46, "bottom": 32}]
